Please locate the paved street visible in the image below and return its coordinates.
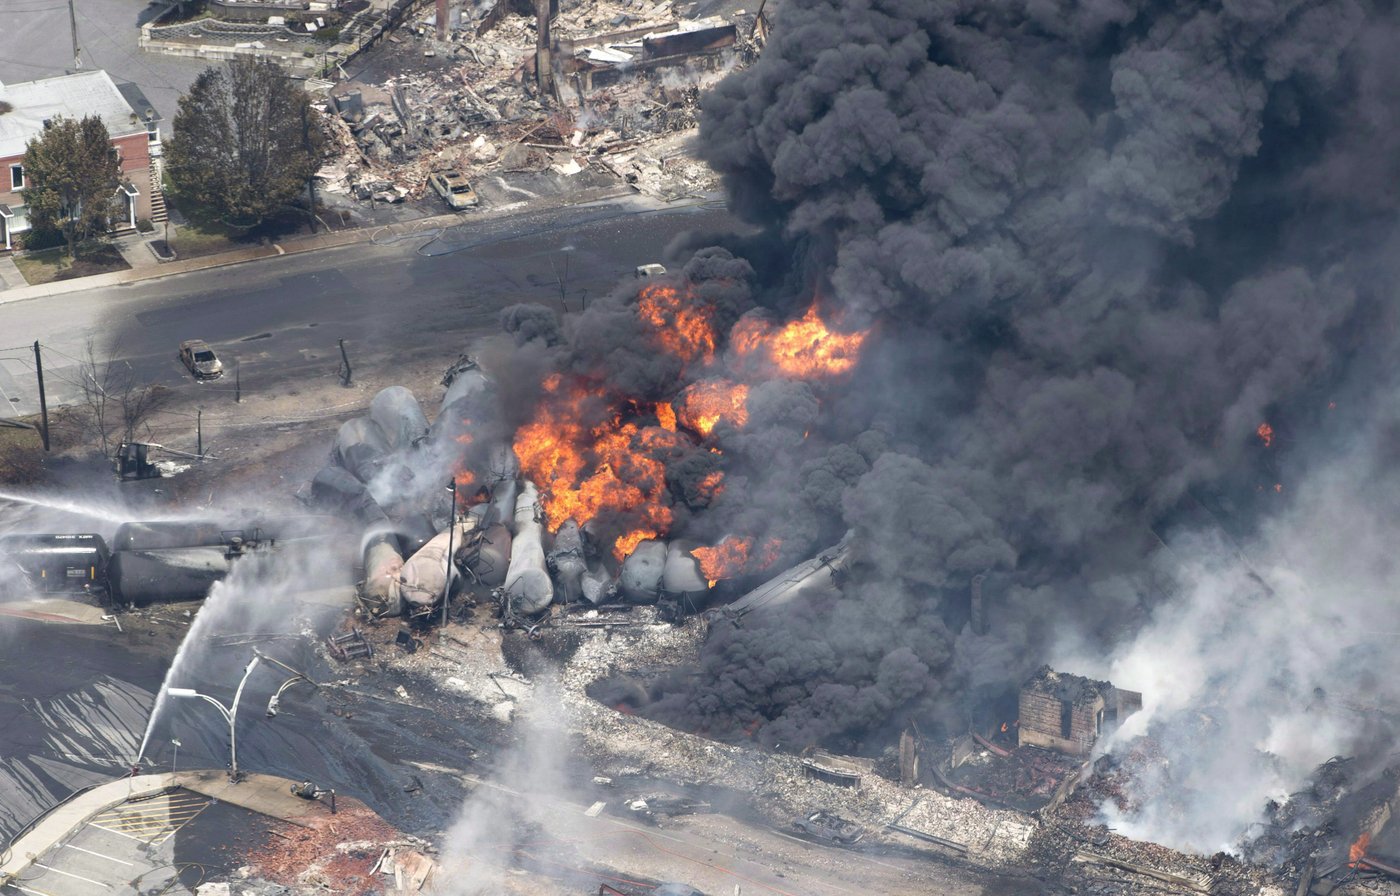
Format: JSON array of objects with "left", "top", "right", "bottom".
[
  {"left": 0, "top": 197, "right": 734, "bottom": 421},
  {"left": 0, "top": 0, "right": 203, "bottom": 132}
]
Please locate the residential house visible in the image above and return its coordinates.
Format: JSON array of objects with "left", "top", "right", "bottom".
[{"left": 0, "top": 70, "right": 165, "bottom": 251}]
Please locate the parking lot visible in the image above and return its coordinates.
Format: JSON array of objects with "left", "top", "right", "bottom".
[{"left": 2, "top": 788, "right": 255, "bottom": 896}]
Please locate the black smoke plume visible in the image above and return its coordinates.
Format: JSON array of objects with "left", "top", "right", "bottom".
[{"left": 484, "top": 0, "right": 1400, "bottom": 848}]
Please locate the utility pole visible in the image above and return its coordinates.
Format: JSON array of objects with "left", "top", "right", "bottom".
[
  {"left": 32, "top": 341, "right": 50, "bottom": 452},
  {"left": 235, "top": 361, "right": 241, "bottom": 403},
  {"left": 300, "top": 103, "right": 317, "bottom": 234},
  {"left": 196, "top": 408, "right": 203, "bottom": 458},
  {"left": 67, "top": 0, "right": 82, "bottom": 71},
  {"left": 443, "top": 479, "right": 457, "bottom": 628},
  {"left": 338, "top": 338, "right": 352, "bottom": 386}
]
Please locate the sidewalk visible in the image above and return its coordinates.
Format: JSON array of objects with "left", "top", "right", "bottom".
[
  {"left": 0, "top": 769, "right": 357, "bottom": 884},
  {"left": 0, "top": 184, "right": 646, "bottom": 306}
]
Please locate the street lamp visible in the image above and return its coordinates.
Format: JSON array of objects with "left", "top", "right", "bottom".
[
  {"left": 166, "top": 653, "right": 261, "bottom": 782},
  {"left": 171, "top": 738, "right": 181, "bottom": 775},
  {"left": 443, "top": 479, "right": 457, "bottom": 628}
]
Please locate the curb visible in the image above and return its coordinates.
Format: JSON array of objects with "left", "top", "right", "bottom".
[
  {"left": 0, "top": 769, "right": 354, "bottom": 884},
  {"left": 0, "top": 185, "right": 649, "bottom": 306}
]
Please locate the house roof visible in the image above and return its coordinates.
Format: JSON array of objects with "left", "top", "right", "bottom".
[
  {"left": 1021, "top": 665, "right": 1112, "bottom": 706},
  {"left": 0, "top": 70, "right": 147, "bottom": 160}
]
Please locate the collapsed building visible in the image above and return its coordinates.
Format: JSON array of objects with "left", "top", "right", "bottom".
[
  {"left": 1017, "top": 666, "right": 1143, "bottom": 757},
  {"left": 314, "top": 0, "right": 760, "bottom": 203}
]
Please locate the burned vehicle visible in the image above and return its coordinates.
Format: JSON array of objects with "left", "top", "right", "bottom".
[
  {"left": 428, "top": 171, "right": 479, "bottom": 210},
  {"left": 624, "top": 793, "right": 710, "bottom": 822},
  {"left": 791, "top": 810, "right": 863, "bottom": 845},
  {"left": 179, "top": 339, "right": 224, "bottom": 380}
]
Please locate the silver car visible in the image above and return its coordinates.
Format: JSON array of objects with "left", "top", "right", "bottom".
[{"left": 179, "top": 339, "right": 223, "bottom": 380}]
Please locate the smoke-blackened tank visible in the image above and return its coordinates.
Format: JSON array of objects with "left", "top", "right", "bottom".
[
  {"left": 462, "top": 522, "right": 511, "bottom": 587},
  {"left": 661, "top": 539, "right": 709, "bottom": 606},
  {"left": 0, "top": 533, "right": 109, "bottom": 594},
  {"left": 311, "top": 465, "right": 391, "bottom": 529},
  {"left": 361, "top": 531, "right": 404, "bottom": 617},
  {"left": 112, "top": 521, "right": 230, "bottom": 552},
  {"left": 107, "top": 547, "right": 229, "bottom": 605},
  {"left": 334, "top": 417, "right": 391, "bottom": 483},
  {"left": 370, "top": 386, "right": 429, "bottom": 452},
  {"left": 619, "top": 540, "right": 667, "bottom": 604},
  {"left": 547, "top": 519, "right": 587, "bottom": 604}
]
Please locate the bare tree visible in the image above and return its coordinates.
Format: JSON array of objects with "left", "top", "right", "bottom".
[{"left": 76, "top": 339, "right": 170, "bottom": 457}]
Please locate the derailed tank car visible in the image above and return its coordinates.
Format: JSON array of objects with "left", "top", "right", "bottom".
[
  {"left": 107, "top": 547, "right": 230, "bottom": 605},
  {"left": 0, "top": 533, "right": 110, "bottom": 595}
]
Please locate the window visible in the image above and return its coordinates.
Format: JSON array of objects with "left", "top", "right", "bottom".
[{"left": 9, "top": 165, "right": 22, "bottom": 191}]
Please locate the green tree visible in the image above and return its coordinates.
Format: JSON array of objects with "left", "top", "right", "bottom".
[
  {"left": 166, "top": 58, "right": 325, "bottom": 229},
  {"left": 21, "top": 115, "right": 122, "bottom": 257}
]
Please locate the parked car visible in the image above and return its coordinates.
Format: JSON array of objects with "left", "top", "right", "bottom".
[
  {"left": 791, "top": 810, "right": 863, "bottom": 845},
  {"left": 178, "top": 339, "right": 223, "bottom": 380},
  {"left": 428, "top": 171, "right": 479, "bottom": 209},
  {"left": 635, "top": 263, "right": 667, "bottom": 278}
]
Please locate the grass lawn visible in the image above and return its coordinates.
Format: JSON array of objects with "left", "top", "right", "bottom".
[
  {"left": 0, "top": 419, "right": 46, "bottom": 485},
  {"left": 13, "top": 243, "right": 130, "bottom": 285},
  {"left": 161, "top": 218, "right": 259, "bottom": 260}
]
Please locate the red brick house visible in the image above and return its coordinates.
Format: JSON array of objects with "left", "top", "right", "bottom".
[
  {"left": 0, "top": 70, "right": 166, "bottom": 251},
  {"left": 1018, "top": 665, "right": 1143, "bottom": 756}
]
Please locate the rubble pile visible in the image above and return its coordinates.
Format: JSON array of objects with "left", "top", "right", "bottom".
[
  {"left": 318, "top": 3, "right": 754, "bottom": 202},
  {"left": 242, "top": 804, "right": 433, "bottom": 895}
]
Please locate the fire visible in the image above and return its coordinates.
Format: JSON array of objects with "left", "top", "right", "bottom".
[
  {"left": 1350, "top": 832, "right": 1371, "bottom": 868},
  {"left": 638, "top": 282, "right": 716, "bottom": 365},
  {"left": 1257, "top": 422, "right": 1274, "bottom": 447},
  {"left": 732, "top": 303, "right": 868, "bottom": 378},
  {"left": 678, "top": 380, "right": 749, "bottom": 436},
  {"left": 695, "top": 470, "right": 725, "bottom": 503},
  {"left": 656, "top": 401, "right": 677, "bottom": 432},
  {"left": 690, "top": 535, "right": 782, "bottom": 587},
  {"left": 512, "top": 376, "right": 675, "bottom": 561}
]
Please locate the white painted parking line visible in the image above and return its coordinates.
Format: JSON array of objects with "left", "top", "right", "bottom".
[
  {"left": 61, "top": 843, "right": 135, "bottom": 866},
  {"left": 33, "top": 863, "right": 111, "bottom": 889},
  {"left": 86, "top": 822, "right": 149, "bottom": 843},
  {"left": 13, "top": 884, "right": 59, "bottom": 896}
]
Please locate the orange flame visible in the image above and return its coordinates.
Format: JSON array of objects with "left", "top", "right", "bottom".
[
  {"left": 690, "top": 535, "right": 782, "bottom": 587},
  {"left": 656, "top": 401, "right": 677, "bottom": 432},
  {"left": 695, "top": 470, "right": 725, "bottom": 503},
  {"left": 732, "top": 303, "right": 868, "bottom": 378},
  {"left": 678, "top": 380, "right": 749, "bottom": 436},
  {"left": 1257, "top": 422, "right": 1274, "bottom": 447},
  {"left": 638, "top": 282, "right": 716, "bottom": 365},
  {"left": 1351, "top": 832, "right": 1371, "bottom": 868},
  {"left": 512, "top": 376, "right": 676, "bottom": 561}
]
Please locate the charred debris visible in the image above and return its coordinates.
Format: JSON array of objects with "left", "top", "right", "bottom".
[{"left": 314, "top": 0, "right": 762, "bottom": 204}]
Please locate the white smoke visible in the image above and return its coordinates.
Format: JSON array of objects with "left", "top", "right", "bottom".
[
  {"left": 436, "top": 679, "right": 587, "bottom": 894},
  {"left": 1090, "top": 435, "right": 1400, "bottom": 853}
]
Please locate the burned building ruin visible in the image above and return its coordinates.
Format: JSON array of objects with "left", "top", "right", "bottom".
[{"left": 1018, "top": 666, "right": 1142, "bottom": 757}]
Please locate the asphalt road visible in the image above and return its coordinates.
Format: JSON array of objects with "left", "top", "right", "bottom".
[{"left": 0, "top": 197, "right": 735, "bottom": 421}]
